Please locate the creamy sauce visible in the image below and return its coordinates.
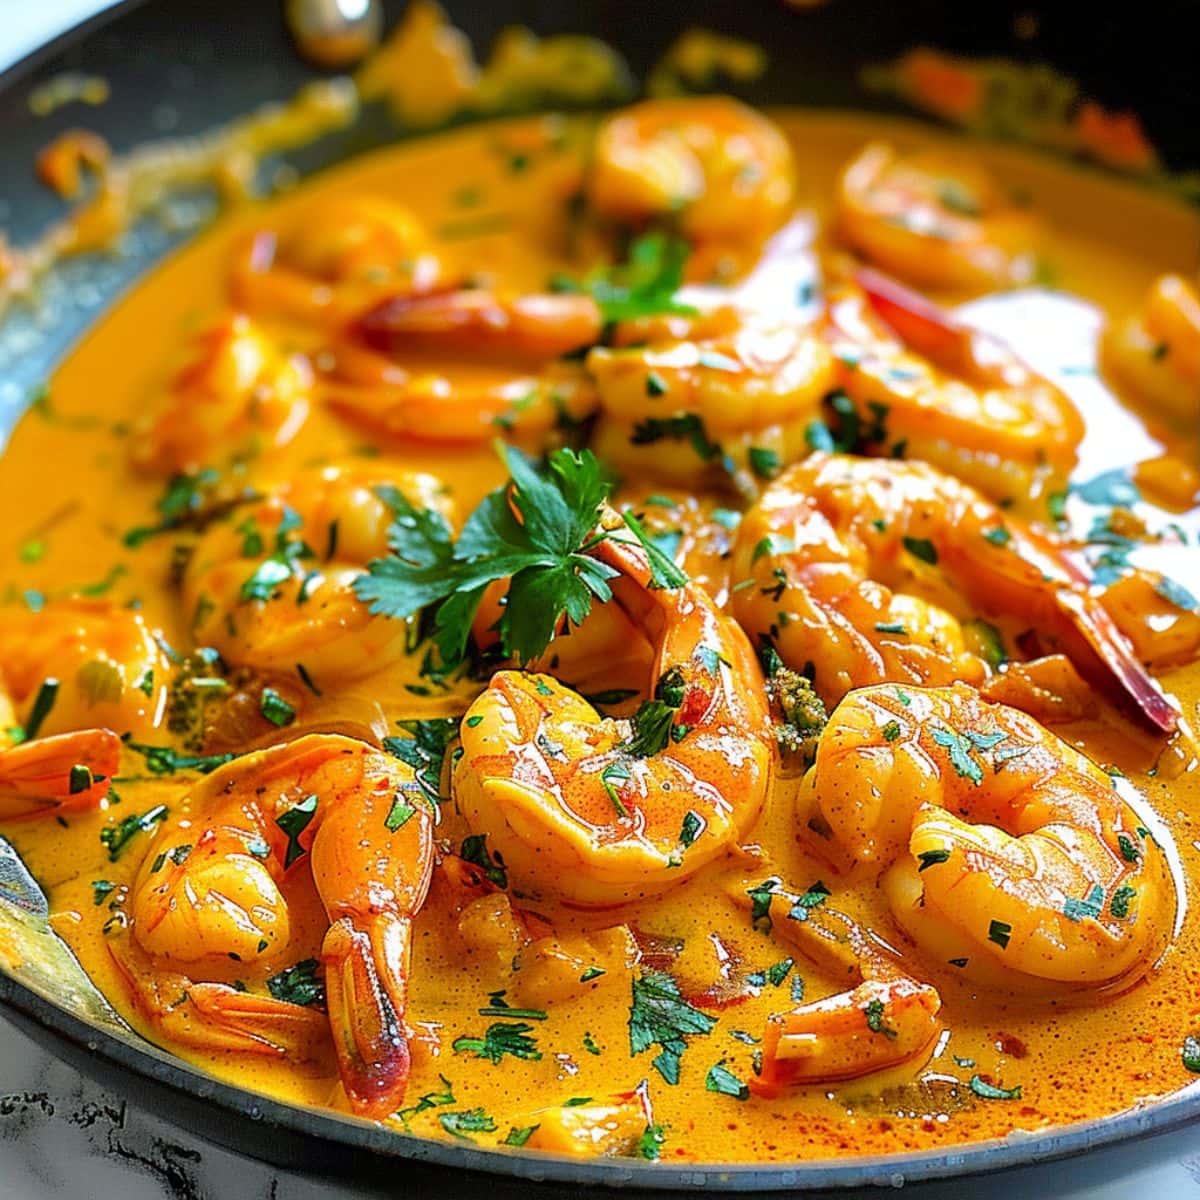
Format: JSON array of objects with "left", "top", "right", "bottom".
[{"left": 0, "top": 109, "right": 1198, "bottom": 1164}]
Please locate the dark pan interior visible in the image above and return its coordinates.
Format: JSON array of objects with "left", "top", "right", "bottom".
[{"left": 1, "top": 0, "right": 1198, "bottom": 1189}]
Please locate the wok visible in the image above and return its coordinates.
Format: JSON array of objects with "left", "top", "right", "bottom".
[{"left": 0, "top": 1, "right": 1197, "bottom": 1191}]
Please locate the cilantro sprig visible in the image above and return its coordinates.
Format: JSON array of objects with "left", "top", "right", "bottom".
[{"left": 354, "top": 445, "right": 619, "bottom": 668}]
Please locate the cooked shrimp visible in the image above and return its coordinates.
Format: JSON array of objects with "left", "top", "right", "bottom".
[
  {"left": 0, "top": 600, "right": 169, "bottom": 739},
  {"left": 588, "top": 307, "right": 836, "bottom": 489},
  {"left": 728, "top": 881, "right": 941, "bottom": 1090},
  {"left": 835, "top": 142, "right": 1041, "bottom": 292},
  {"left": 0, "top": 727, "right": 120, "bottom": 820},
  {"left": 823, "top": 269, "right": 1083, "bottom": 510},
  {"left": 128, "top": 315, "right": 312, "bottom": 476},
  {"left": 230, "top": 195, "right": 445, "bottom": 325},
  {"left": 454, "top": 509, "right": 774, "bottom": 906},
  {"left": 1102, "top": 274, "right": 1200, "bottom": 425},
  {"left": 587, "top": 97, "right": 795, "bottom": 247},
  {"left": 731, "top": 454, "right": 1175, "bottom": 731},
  {"left": 113, "top": 734, "right": 435, "bottom": 1118},
  {"left": 322, "top": 290, "right": 601, "bottom": 444},
  {"left": 805, "top": 683, "right": 1174, "bottom": 991},
  {"left": 183, "top": 463, "right": 453, "bottom": 685}
]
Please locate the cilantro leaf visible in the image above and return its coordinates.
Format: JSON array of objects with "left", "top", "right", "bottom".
[{"left": 452, "top": 1021, "right": 542, "bottom": 1064}]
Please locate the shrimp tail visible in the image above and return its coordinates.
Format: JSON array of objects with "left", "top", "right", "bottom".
[
  {"left": 321, "top": 912, "right": 412, "bottom": 1119},
  {"left": 752, "top": 974, "right": 942, "bottom": 1096},
  {"left": 108, "top": 934, "right": 330, "bottom": 1058},
  {"left": 1054, "top": 590, "right": 1177, "bottom": 733},
  {"left": 855, "top": 265, "right": 1007, "bottom": 378},
  {"left": 0, "top": 728, "right": 121, "bottom": 819}
]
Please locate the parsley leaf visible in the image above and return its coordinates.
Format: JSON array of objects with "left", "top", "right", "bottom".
[
  {"left": 629, "top": 970, "right": 716, "bottom": 1084},
  {"left": 382, "top": 717, "right": 459, "bottom": 806},
  {"left": 266, "top": 958, "right": 325, "bottom": 1007},
  {"left": 355, "top": 445, "right": 618, "bottom": 668},
  {"left": 968, "top": 1074, "right": 1022, "bottom": 1100},
  {"left": 452, "top": 1021, "right": 542, "bottom": 1064}
]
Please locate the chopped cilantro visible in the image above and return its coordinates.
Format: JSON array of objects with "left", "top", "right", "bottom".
[
  {"left": 99, "top": 804, "right": 168, "bottom": 861},
  {"left": 276, "top": 794, "right": 318, "bottom": 867},
  {"left": 629, "top": 970, "right": 717, "bottom": 1084},
  {"left": 452, "top": 1021, "right": 542, "bottom": 1064},
  {"left": 968, "top": 1075, "right": 1022, "bottom": 1100},
  {"left": 988, "top": 919, "right": 1012, "bottom": 949},
  {"left": 439, "top": 1109, "right": 497, "bottom": 1138},
  {"left": 266, "top": 958, "right": 325, "bottom": 1007},
  {"left": 460, "top": 833, "right": 508, "bottom": 889},
  {"left": 382, "top": 717, "right": 459, "bottom": 806},
  {"left": 259, "top": 687, "right": 295, "bottom": 728},
  {"left": 705, "top": 1063, "right": 750, "bottom": 1100}
]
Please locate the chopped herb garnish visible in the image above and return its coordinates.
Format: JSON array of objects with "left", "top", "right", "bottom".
[
  {"left": 1182, "top": 1036, "right": 1200, "bottom": 1074},
  {"left": 439, "top": 1109, "right": 497, "bottom": 1138},
  {"left": 988, "top": 919, "right": 1012, "bottom": 949},
  {"left": 968, "top": 1075, "right": 1022, "bottom": 1100},
  {"left": 91, "top": 880, "right": 117, "bottom": 906},
  {"left": 629, "top": 970, "right": 717, "bottom": 1084},
  {"left": 266, "top": 958, "right": 325, "bottom": 1007},
  {"left": 124, "top": 742, "right": 236, "bottom": 777},
  {"left": 452, "top": 1021, "right": 542, "bottom": 1064},
  {"left": 621, "top": 511, "right": 687, "bottom": 590},
  {"left": 865, "top": 998, "right": 898, "bottom": 1039},
  {"left": 460, "top": 833, "right": 507, "bottom": 889},
  {"left": 748, "top": 446, "right": 781, "bottom": 480},
  {"left": 705, "top": 1063, "right": 750, "bottom": 1100},
  {"left": 276, "top": 793, "right": 318, "bottom": 867},
  {"left": 398, "top": 1075, "right": 456, "bottom": 1126},
  {"left": 917, "top": 848, "right": 951, "bottom": 871},
  {"left": 1110, "top": 884, "right": 1136, "bottom": 919},
  {"left": 902, "top": 536, "right": 938, "bottom": 565},
  {"left": 637, "top": 1123, "right": 667, "bottom": 1160},
  {"left": 931, "top": 728, "right": 984, "bottom": 786},
  {"left": 382, "top": 717, "right": 459, "bottom": 806},
  {"left": 259, "top": 687, "right": 295, "bottom": 728},
  {"left": 24, "top": 678, "right": 59, "bottom": 740},
  {"left": 503, "top": 1125, "right": 539, "bottom": 1147},
  {"left": 99, "top": 804, "right": 168, "bottom": 861}
]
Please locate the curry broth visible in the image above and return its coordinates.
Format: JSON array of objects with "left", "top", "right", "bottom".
[{"left": 1, "top": 110, "right": 1198, "bottom": 1163}]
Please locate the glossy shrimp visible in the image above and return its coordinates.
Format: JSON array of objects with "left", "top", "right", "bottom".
[
  {"left": 588, "top": 306, "right": 836, "bottom": 489},
  {"left": 730, "top": 890, "right": 941, "bottom": 1092},
  {"left": 183, "top": 462, "right": 453, "bottom": 685},
  {"left": 322, "top": 289, "right": 601, "bottom": 444},
  {"left": 128, "top": 315, "right": 312, "bottom": 476},
  {"left": 822, "top": 269, "right": 1083, "bottom": 510},
  {"left": 111, "top": 734, "right": 435, "bottom": 1118},
  {"left": 231, "top": 195, "right": 446, "bottom": 326},
  {"left": 805, "top": 683, "right": 1174, "bottom": 991},
  {"left": 586, "top": 97, "right": 795, "bottom": 250},
  {"left": 731, "top": 454, "right": 1175, "bottom": 731},
  {"left": 835, "top": 142, "right": 1041, "bottom": 292},
  {"left": 453, "top": 509, "right": 775, "bottom": 906},
  {"left": 0, "top": 599, "right": 169, "bottom": 739},
  {"left": 1102, "top": 273, "right": 1200, "bottom": 425}
]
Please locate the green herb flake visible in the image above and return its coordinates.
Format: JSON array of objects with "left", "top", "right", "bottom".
[
  {"left": 99, "top": 804, "right": 169, "bottom": 861},
  {"left": 266, "top": 958, "right": 325, "bottom": 1007},
  {"left": 968, "top": 1074, "right": 1022, "bottom": 1100},
  {"left": 988, "top": 919, "right": 1012, "bottom": 949},
  {"left": 705, "top": 1063, "right": 750, "bottom": 1100},
  {"left": 629, "top": 970, "right": 717, "bottom": 1085},
  {"left": 276, "top": 794, "right": 318, "bottom": 867},
  {"left": 259, "top": 687, "right": 296, "bottom": 728}
]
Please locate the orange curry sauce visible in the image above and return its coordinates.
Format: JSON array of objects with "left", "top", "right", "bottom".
[{"left": 0, "top": 107, "right": 1198, "bottom": 1164}]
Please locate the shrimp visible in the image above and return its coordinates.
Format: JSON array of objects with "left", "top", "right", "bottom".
[
  {"left": 822, "top": 269, "right": 1083, "bottom": 510},
  {"left": 453, "top": 508, "right": 775, "bottom": 906},
  {"left": 322, "top": 290, "right": 601, "bottom": 444},
  {"left": 183, "top": 463, "right": 453, "bottom": 685},
  {"left": 835, "top": 142, "right": 1041, "bottom": 292},
  {"left": 112, "top": 734, "right": 435, "bottom": 1118},
  {"left": 0, "top": 599, "right": 169, "bottom": 739},
  {"left": 728, "top": 880, "right": 942, "bottom": 1091},
  {"left": 230, "top": 195, "right": 445, "bottom": 326},
  {"left": 586, "top": 97, "right": 795, "bottom": 248},
  {"left": 1102, "top": 273, "right": 1200, "bottom": 425},
  {"left": 588, "top": 307, "right": 836, "bottom": 489},
  {"left": 128, "top": 315, "right": 312, "bottom": 476},
  {"left": 0, "top": 728, "right": 120, "bottom": 820},
  {"left": 731, "top": 454, "right": 1175, "bottom": 732},
  {"left": 806, "top": 683, "right": 1173, "bottom": 991}
]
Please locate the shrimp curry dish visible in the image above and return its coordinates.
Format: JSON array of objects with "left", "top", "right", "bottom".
[{"left": 2, "top": 88, "right": 1199, "bottom": 1166}]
